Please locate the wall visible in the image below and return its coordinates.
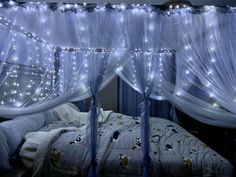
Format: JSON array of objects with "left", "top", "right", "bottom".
[
  {"left": 99, "top": 76, "right": 118, "bottom": 111},
  {"left": 83, "top": 77, "right": 118, "bottom": 112}
]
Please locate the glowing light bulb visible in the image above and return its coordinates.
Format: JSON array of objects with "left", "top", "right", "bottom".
[
  {"left": 36, "top": 88, "right": 41, "bottom": 94},
  {"left": 205, "top": 81, "right": 211, "bottom": 87},
  {"left": 205, "top": 6, "right": 216, "bottom": 11},
  {"left": 208, "top": 23, "right": 213, "bottom": 27},
  {"left": 176, "top": 91, "right": 181, "bottom": 96},
  {"left": 211, "top": 58, "right": 216, "bottom": 63},
  {"left": 207, "top": 70, "right": 213, "bottom": 75},
  {"left": 12, "top": 56, "right": 18, "bottom": 61},
  {"left": 184, "top": 45, "right": 190, "bottom": 50},
  {"left": 187, "top": 56, "right": 192, "bottom": 62},
  {"left": 209, "top": 46, "right": 215, "bottom": 52},
  {"left": 120, "top": 4, "right": 126, "bottom": 10},
  {"left": 209, "top": 93, "right": 214, "bottom": 98},
  {"left": 11, "top": 90, "right": 17, "bottom": 94},
  {"left": 65, "top": 4, "right": 71, "bottom": 9},
  {"left": 149, "top": 72, "right": 154, "bottom": 80},
  {"left": 9, "top": 0, "right": 15, "bottom": 6},
  {"left": 115, "top": 66, "right": 123, "bottom": 73},
  {"left": 149, "top": 12, "right": 154, "bottom": 18},
  {"left": 213, "top": 102, "right": 218, "bottom": 107},
  {"left": 234, "top": 98, "right": 236, "bottom": 102},
  {"left": 15, "top": 102, "right": 22, "bottom": 107}
]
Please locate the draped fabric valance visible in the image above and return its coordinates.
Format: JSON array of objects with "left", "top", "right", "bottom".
[{"left": 0, "top": 3, "right": 236, "bottom": 129}]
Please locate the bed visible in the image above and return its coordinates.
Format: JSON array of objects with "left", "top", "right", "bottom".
[{"left": 0, "top": 104, "right": 233, "bottom": 177}]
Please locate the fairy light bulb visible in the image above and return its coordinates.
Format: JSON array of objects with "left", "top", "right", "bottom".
[
  {"left": 184, "top": 45, "right": 190, "bottom": 50},
  {"left": 209, "top": 92, "right": 214, "bottom": 98},
  {"left": 80, "top": 26, "right": 85, "bottom": 31},
  {"left": 8, "top": 0, "right": 15, "bottom": 6},
  {"left": 12, "top": 56, "right": 18, "bottom": 61},
  {"left": 15, "top": 102, "right": 22, "bottom": 107},
  {"left": 207, "top": 69, "right": 213, "bottom": 75},
  {"left": 115, "top": 66, "right": 123, "bottom": 73},
  {"left": 209, "top": 46, "right": 215, "bottom": 52},
  {"left": 65, "top": 4, "right": 71, "bottom": 9},
  {"left": 211, "top": 58, "right": 216, "bottom": 63},
  {"left": 213, "top": 102, "right": 218, "bottom": 107}
]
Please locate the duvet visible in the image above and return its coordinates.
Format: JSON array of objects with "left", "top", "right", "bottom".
[{"left": 20, "top": 112, "right": 233, "bottom": 177}]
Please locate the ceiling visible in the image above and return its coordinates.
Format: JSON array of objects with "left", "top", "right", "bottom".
[{"left": 14, "top": 0, "right": 236, "bottom": 6}]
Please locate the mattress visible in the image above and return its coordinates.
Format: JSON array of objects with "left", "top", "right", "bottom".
[{"left": 21, "top": 113, "right": 233, "bottom": 177}]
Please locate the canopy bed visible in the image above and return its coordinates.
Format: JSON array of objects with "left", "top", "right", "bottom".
[{"left": 0, "top": 1, "right": 235, "bottom": 177}]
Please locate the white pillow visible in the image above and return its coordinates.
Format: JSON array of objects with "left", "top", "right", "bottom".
[
  {"left": 53, "top": 103, "right": 113, "bottom": 124},
  {"left": 52, "top": 103, "right": 82, "bottom": 122}
]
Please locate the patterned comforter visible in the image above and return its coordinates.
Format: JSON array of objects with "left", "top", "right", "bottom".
[{"left": 24, "top": 113, "right": 233, "bottom": 177}]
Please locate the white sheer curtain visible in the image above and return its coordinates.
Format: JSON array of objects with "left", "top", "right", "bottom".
[
  {"left": 116, "top": 51, "right": 175, "bottom": 177},
  {"left": 116, "top": 7, "right": 176, "bottom": 177},
  {"left": 0, "top": 5, "right": 127, "bottom": 176},
  {"left": 158, "top": 7, "right": 236, "bottom": 128},
  {"left": 0, "top": 4, "right": 126, "bottom": 117}
]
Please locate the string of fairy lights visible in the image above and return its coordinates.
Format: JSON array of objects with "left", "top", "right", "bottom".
[
  {"left": 0, "top": 0, "right": 236, "bottom": 13},
  {"left": 0, "top": 0, "right": 234, "bottom": 108}
]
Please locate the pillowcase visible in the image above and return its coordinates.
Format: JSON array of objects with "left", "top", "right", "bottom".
[
  {"left": 52, "top": 103, "right": 113, "bottom": 124},
  {"left": 52, "top": 103, "right": 81, "bottom": 122}
]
